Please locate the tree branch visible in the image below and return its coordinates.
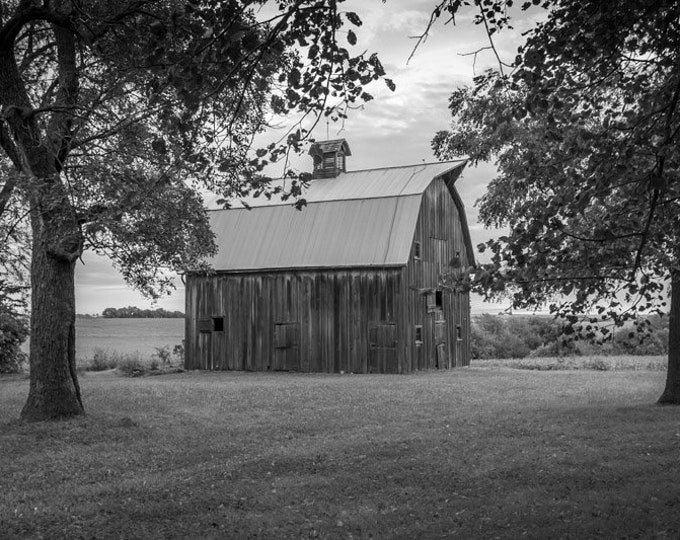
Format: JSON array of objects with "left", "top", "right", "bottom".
[
  {"left": 48, "top": 22, "right": 79, "bottom": 170},
  {"left": 0, "top": 2, "right": 70, "bottom": 49}
]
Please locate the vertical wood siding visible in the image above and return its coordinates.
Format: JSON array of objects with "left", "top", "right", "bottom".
[
  {"left": 186, "top": 268, "right": 402, "bottom": 373},
  {"left": 402, "top": 177, "right": 472, "bottom": 368}
]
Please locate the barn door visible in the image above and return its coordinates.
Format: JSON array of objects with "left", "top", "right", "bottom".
[
  {"left": 427, "top": 315, "right": 449, "bottom": 369},
  {"left": 368, "top": 322, "right": 398, "bottom": 373},
  {"left": 197, "top": 318, "right": 213, "bottom": 369},
  {"left": 273, "top": 322, "right": 300, "bottom": 371},
  {"left": 435, "top": 319, "right": 448, "bottom": 369}
]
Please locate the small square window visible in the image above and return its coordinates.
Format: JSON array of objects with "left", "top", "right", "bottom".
[
  {"left": 435, "top": 290, "right": 443, "bottom": 308},
  {"left": 456, "top": 325, "right": 463, "bottom": 341},
  {"left": 213, "top": 317, "right": 225, "bottom": 332},
  {"left": 415, "top": 325, "right": 423, "bottom": 343}
]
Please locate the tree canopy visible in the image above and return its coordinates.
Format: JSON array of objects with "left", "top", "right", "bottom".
[
  {"left": 0, "top": 0, "right": 389, "bottom": 420},
  {"left": 431, "top": 0, "right": 680, "bottom": 402},
  {"left": 101, "top": 306, "right": 184, "bottom": 318}
]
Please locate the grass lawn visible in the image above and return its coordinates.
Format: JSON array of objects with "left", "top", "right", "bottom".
[{"left": 1, "top": 366, "right": 680, "bottom": 538}]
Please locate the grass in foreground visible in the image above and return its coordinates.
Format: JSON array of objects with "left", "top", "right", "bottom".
[{"left": 1, "top": 367, "right": 679, "bottom": 538}]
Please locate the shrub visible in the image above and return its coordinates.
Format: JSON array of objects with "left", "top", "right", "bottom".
[
  {"left": 0, "top": 310, "right": 28, "bottom": 374},
  {"left": 88, "top": 348, "right": 119, "bottom": 371},
  {"left": 172, "top": 343, "right": 185, "bottom": 364},
  {"left": 153, "top": 346, "right": 172, "bottom": 365},
  {"left": 471, "top": 314, "right": 559, "bottom": 359},
  {"left": 471, "top": 313, "right": 670, "bottom": 359},
  {"left": 611, "top": 326, "right": 668, "bottom": 356},
  {"left": 116, "top": 353, "right": 146, "bottom": 377}
]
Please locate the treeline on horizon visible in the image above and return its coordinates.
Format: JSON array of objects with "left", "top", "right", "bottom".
[
  {"left": 472, "top": 313, "right": 669, "bottom": 359},
  {"left": 99, "top": 306, "right": 185, "bottom": 318}
]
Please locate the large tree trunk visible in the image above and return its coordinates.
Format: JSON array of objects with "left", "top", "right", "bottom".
[
  {"left": 20, "top": 209, "right": 84, "bottom": 422},
  {"left": 658, "top": 270, "right": 680, "bottom": 404}
]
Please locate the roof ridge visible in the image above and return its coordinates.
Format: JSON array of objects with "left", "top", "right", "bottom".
[
  {"left": 344, "top": 159, "right": 466, "bottom": 175},
  {"left": 207, "top": 193, "right": 422, "bottom": 212}
]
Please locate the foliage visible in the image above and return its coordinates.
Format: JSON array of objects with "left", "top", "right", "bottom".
[
  {"left": 435, "top": 0, "right": 680, "bottom": 324},
  {"left": 101, "top": 306, "right": 184, "bottom": 319},
  {"left": 472, "top": 314, "right": 669, "bottom": 359},
  {"left": 0, "top": 308, "right": 28, "bottom": 374},
  {"left": 430, "top": 0, "right": 680, "bottom": 401},
  {"left": 0, "top": 280, "right": 28, "bottom": 374},
  {"left": 84, "top": 344, "right": 185, "bottom": 374},
  {"left": 477, "top": 355, "right": 667, "bottom": 372},
  {"left": 115, "top": 353, "right": 147, "bottom": 377},
  {"left": 0, "top": 0, "right": 390, "bottom": 418},
  {"left": 472, "top": 314, "right": 574, "bottom": 359},
  {"left": 0, "top": 0, "right": 389, "bottom": 293},
  {"left": 87, "top": 348, "right": 119, "bottom": 372}
]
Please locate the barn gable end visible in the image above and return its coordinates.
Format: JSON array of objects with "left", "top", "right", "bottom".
[{"left": 185, "top": 143, "right": 474, "bottom": 373}]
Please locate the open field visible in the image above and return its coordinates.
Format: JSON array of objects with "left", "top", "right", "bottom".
[
  {"left": 2, "top": 368, "right": 680, "bottom": 538},
  {"left": 20, "top": 318, "right": 185, "bottom": 362}
]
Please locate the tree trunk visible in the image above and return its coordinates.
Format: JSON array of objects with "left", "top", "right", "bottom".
[
  {"left": 20, "top": 220, "right": 84, "bottom": 422},
  {"left": 658, "top": 269, "right": 680, "bottom": 404}
]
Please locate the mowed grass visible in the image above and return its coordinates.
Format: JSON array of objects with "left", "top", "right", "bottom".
[{"left": 1, "top": 367, "right": 680, "bottom": 538}]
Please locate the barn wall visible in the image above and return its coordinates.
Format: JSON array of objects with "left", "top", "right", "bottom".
[
  {"left": 401, "top": 177, "right": 472, "bottom": 369},
  {"left": 185, "top": 268, "right": 404, "bottom": 373}
]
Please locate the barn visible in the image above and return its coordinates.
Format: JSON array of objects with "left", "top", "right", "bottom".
[{"left": 185, "top": 139, "right": 475, "bottom": 373}]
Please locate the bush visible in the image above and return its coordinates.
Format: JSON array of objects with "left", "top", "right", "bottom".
[
  {"left": 153, "top": 346, "right": 172, "bottom": 365},
  {"left": 172, "top": 343, "right": 185, "bottom": 364},
  {"left": 611, "top": 326, "right": 668, "bottom": 356},
  {"left": 471, "top": 314, "right": 565, "bottom": 359},
  {"left": 88, "top": 348, "right": 119, "bottom": 371},
  {"left": 117, "top": 353, "right": 146, "bottom": 377},
  {"left": 0, "top": 310, "right": 28, "bottom": 374},
  {"left": 471, "top": 314, "right": 670, "bottom": 360}
]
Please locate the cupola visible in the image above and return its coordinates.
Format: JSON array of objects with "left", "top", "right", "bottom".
[{"left": 308, "top": 139, "right": 351, "bottom": 179}]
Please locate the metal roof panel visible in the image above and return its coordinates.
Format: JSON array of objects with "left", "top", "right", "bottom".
[
  {"left": 208, "top": 195, "right": 423, "bottom": 270},
  {"left": 205, "top": 160, "right": 468, "bottom": 271}
]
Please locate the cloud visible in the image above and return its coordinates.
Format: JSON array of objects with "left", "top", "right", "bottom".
[{"left": 75, "top": 253, "right": 184, "bottom": 315}]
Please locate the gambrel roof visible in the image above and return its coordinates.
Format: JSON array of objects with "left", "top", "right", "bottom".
[{"left": 208, "top": 160, "right": 472, "bottom": 271}]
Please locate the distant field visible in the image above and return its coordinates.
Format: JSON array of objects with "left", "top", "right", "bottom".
[
  {"left": 20, "top": 318, "right": 185, "bottom": 362},
  {"left": 1, "top": 368, "right": 678, "bottom": 538},
  {"left": 74, "top": 318, "right": 185, "bottom": 360},
  {"left": 21, "top": 318, "right": 185, "bottom": 361}
]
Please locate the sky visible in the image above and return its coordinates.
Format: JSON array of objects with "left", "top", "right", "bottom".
[{"left": 74, "top": 0, "right": 541, "bottom": 315}]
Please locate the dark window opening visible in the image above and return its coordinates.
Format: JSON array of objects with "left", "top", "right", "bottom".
[
  {"left": 414, "top": 241, "right": 421, "bottom": 260},
  {"left": 213, "top": 317, "right": 225, "bottom": 332},
  {"left": 415, "top": 325, "right": 423, "bottom": 343},
  {"left": 456, "top": 325, "right": 463, "bottom": 341},
  {"left": 435, "top": 290, "right": 443, "bottom": 308}
]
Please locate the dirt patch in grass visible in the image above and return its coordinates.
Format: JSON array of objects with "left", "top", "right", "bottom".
[{"left": 1, "top": 368, "right": 679, "bottom": 538}]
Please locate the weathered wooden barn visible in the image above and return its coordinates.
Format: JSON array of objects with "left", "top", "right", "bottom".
[{"left": 185, "top": 139, "right": 475, "bottom": 373}]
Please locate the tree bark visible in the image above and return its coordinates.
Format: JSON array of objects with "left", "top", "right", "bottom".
[
  {"left": 20, "top": 212, "right": 84, "bottom": 422},
  {"left": 658, "top": 269, "right": 680, "bottom": 404}
]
